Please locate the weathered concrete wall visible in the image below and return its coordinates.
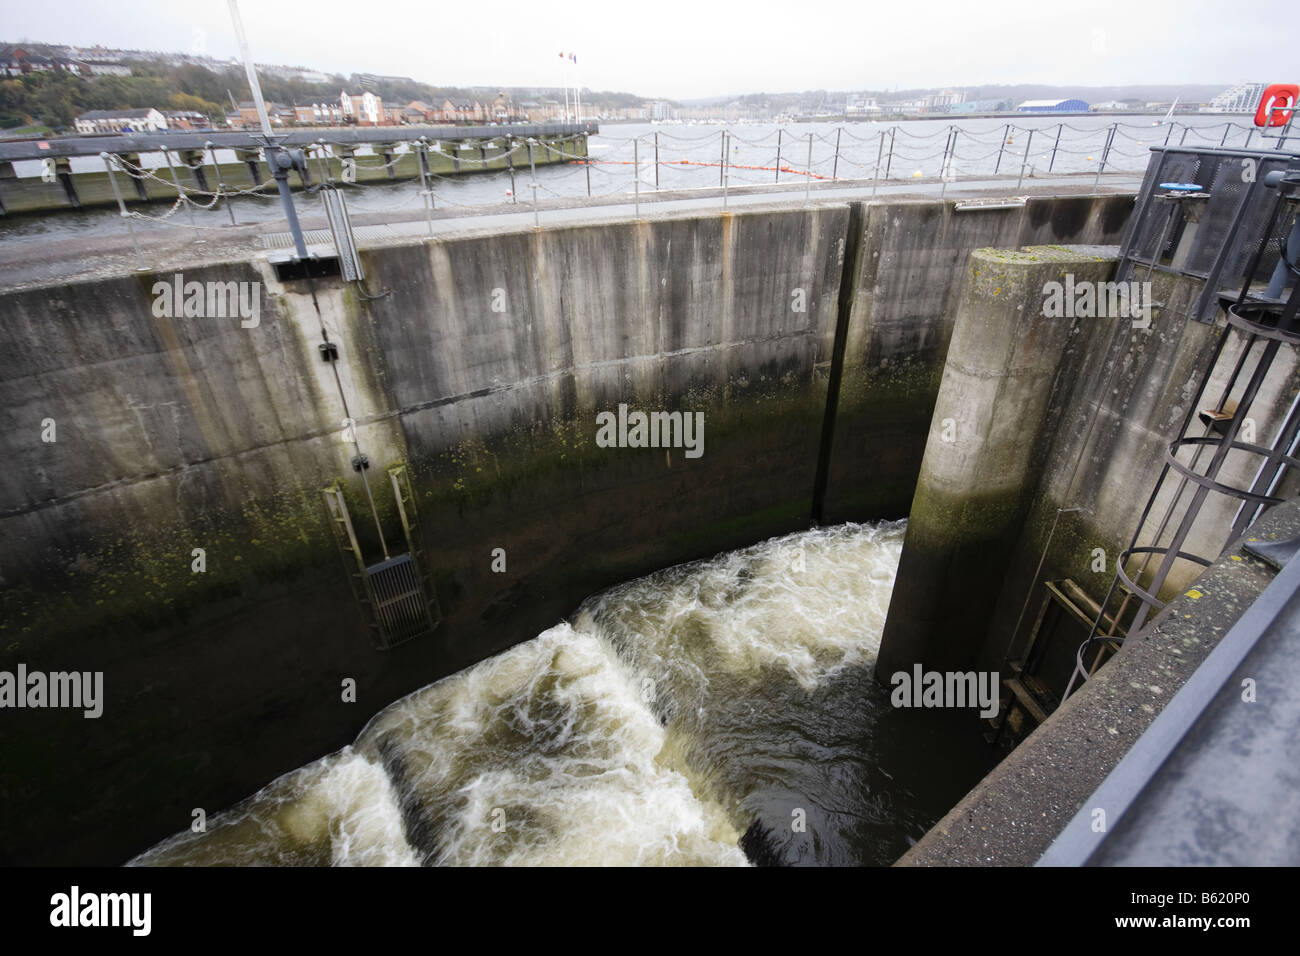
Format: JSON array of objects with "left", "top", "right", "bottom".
[
  {"left": 876, "top": 246, "right": 1119, "bottom": 676},
  {"left": 0, "top": 192, "right": 1136, "bottom": 864},
  {"left": 876, "top": 239, "right": 1300, "bottom": 679},
  {"left": 820, "top": 195, "right": 1134, "bottom": 524},
  {"left": 0, "top": 203, "right": 846, "bottom": 864}
]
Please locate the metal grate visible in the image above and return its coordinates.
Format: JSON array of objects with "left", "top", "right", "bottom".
[
  {"left": 366, "top": 554, "right": 436, "bottom": 647},
  {"left": 260, "top": 223, "right": 397, "bottom": 251}
]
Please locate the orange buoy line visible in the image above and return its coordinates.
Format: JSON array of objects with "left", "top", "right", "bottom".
[{"left": 569, "top": 158, "right": 830, "bottom": 180}]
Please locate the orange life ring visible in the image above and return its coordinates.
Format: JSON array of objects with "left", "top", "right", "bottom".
[{"left": 1255, "top": 83, "right": 1299, "bottom": 127}]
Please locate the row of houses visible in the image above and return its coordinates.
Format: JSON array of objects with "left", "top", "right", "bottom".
[
  {"left": 224, "top": 91, "right": 526, "bottom": 128},
  {"left": 73, "top": 108, "right": 207, "bottom": 134},
  {"left": 1, "top": 43, "right": 131, "bottom": 78}
]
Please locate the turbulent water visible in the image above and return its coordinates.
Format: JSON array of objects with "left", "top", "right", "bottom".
[{"left": 130, "top": 520, "right": 993, "bottom": 867}]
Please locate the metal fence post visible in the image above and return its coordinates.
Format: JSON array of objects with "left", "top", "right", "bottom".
[
  {"left": 775, "top": 128, "right": 783, "bottom": 183},
  {"left": 164, "top": 149, "right": 201, "bottom": 241},
  {"left": 506, "top": 135, "right": 517, "bottom": 203},
  {"left": 805, "top": 133, "right": 813, "bottom": 204},
  {"left": 994, "top": 123, "right": 1010, "bottom": 174},
  {"left": 1092, "top": 123, "right": 1117, "bottom": 194},
  {"left": 884, "top": 126, "right": 896, "bottom": 180},
  {"left": 832, "top": 127, "right": 841, "bottom": 181},
  {"left": 417, "top": 140, "right": 434, "bottom": 237},
  {"left": 719, "top": 130, "right": 726, "bottom": 186},
  {"left": 872, "top": 131, "right": 885, "bottom": 197},
  {"left": 633, "top": 136, "right": 640, "bottom": 218},
  {"left": 722, "top": 132, "right": 730, "bottom": 210},
  {"left": 206, "top": 140, "right": 237, "bottom": 225},
  {"left": 654, "top": 131, "right": 659, "bottom": 189},
  {"left": 101, "top": 152, "right": 146, "bottom": 270},
  {"left": 1016, "top": 128, "right": 1035, "bottom": 191},
  {"left": 1049, "top": 123, "right": 1062, "bottom": 173},
  {"left": 527, "top": 138, "right": 539, "bottom": 228}
]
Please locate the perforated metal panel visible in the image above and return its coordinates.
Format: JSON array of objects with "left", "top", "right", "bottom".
[{"left": 1117, "top": 145, "right": 1299, "bottom": 323}]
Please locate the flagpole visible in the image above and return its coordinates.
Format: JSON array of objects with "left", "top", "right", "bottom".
[
  {"left": 573, "top": 54, "right": 581, "bottom": 123},
  {"left": 560, "top": 52, "right": 570, "bottom": 122}
]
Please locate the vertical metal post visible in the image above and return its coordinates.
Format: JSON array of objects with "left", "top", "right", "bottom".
[
  {"left": 805, "top": 133, "right": 813, "bottom": 204},
  {"left": 633, "top": 136, "right": 640, "bottom": 218},
  {"left": 417, "top": 140, "right": 433, "bottom": 237},
  {"left": 775, "top": 128, "right": 783, "bottom": 183},
  {"left": 1049, "top": 123, "right": 1062, "bottom": 173},
  {"left": 994, "top": 123, "right": 1010, "bottom": 174},
  {"left": 832, "top": 127, "right": 841, "bottom": 180},
  {"left": 1219, "top": 123, "right": 1231, "bottom": 147},
  {"left": 585, "top": 152, "right": 591, "bottom": 197},
  {"left": 1163, "top": 120, "right": 1176, "bottom": 146},
  {"left": 1016, "top": 127, "right": 1035, "bottom": 191},
  {"left": 872, "top": 131, "right": 885, "bottom": 197},
  {"left": 101, "top": 152, "right": 145, "bottom": 270},
  {"left": 164, "top": 149, "right": 200, "bottom": 240},
  {"left": 884, "top": 126, "right": 896, "bottom": 179},
  {"left": 207, "top": 140, "right": 236, "bottom": 225},
  {"left": 719, "top": 130, "right": 726, "bottom": 186},
  {"left": 228, "top": 0, "right": 306, "bottom": 260},
  {"left": 1092, "top": 123, "right": 1117, "bottom": 194},
  {"left": 1244, "top": 128, "right": 1253, "bottom": 149},
  {"left": 506, "top": 136, "right": 517, "bottom": 203},
  {"left": 1179, "top": 126, "right": 1190, "bottom": 145},
  {"left": 722, "top": 131, "right": 730, "bottom": 210},
  {"left": 654, "top": 131, "right": 659, "bottom": 189},
  {"left": 527, "top": 138, "right": 539, "bottom": 228}
]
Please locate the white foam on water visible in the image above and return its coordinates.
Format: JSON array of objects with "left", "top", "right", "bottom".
[
  {"left": 581, "top": 520, "right": 907, "bottom": 693},
  {"left": 360, "top": 623, "right": 747, "bottom": 866},
  {"left": 128, "top": 748, "right": 417, "bottom": 867},
  {"left": 132, "top": 520, "right": 906, "bottom": 866}
]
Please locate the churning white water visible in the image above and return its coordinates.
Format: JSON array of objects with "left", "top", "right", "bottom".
[{"left": 130, "top": 520, "right": 970, "bottom": 867}]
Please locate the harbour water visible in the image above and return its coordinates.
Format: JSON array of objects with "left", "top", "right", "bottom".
[{"left": 0, "top": 114, "right": 1256, "bottom": 247}]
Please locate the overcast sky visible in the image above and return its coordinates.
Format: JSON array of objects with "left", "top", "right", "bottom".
[{"left": 5, "top": 0, "right": 1291, "bottom": 100}]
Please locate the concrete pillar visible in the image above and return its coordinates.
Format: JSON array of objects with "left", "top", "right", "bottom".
[
  {"left": 54, "top": 156, "right": 80, "bottom": 208},
  {"left": 180, "top": 150, "right": 208, "bottom": 193},
  {"left": 121, "top": 153, "right": 148, "bottom": 201},
  {"left": 876, "top": 245, "right": 1118, "bottom": 678},
  {"left": 0, "top": 160, "right": 13, "bottom": 215}
]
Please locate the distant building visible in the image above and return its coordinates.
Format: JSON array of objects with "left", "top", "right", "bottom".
[
  {"left": 341, "top": 90, "right": 384, "bottom": 125},
  {"left": 1090, "top": 100, "right": 1130, "bottom": 111},
  {"left": 1205, "top": 82, "right": 1267, "bottom": 113},
  {"left": 0, "top": 43, "right": 87, "bottom": 76},
  {"left": 293, "top": 102, "right": 344, "bottom": 125},
  {"left": 949, "top": 98, "right": 1014, "bottom": 113},
  {"left": 74, "top": 108, "right": 169, "bottom": 133},
  {"left": 441, "top": 99, "right": 482, "bottom": 123},
  {"left": 920, "top": 89, "right": 966, "bottom": 112},
  {"left": 1017, "top": 98, "right": 1089, "bottom": 113},
  {"left": 846, "top": 95, "right": 880, "bottom": 117},
  {"left": 165, "top": 110, "right": 208, "bottom": 130}
]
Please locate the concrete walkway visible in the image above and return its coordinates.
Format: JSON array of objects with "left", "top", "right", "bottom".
[{"left": 0, "top": 172, "right": 1142, "bottom": 291}]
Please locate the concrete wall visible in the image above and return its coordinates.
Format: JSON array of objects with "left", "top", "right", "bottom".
[
  {"left": 0, "top": 193, "right": 1133, "bottom": 864},
  {"left": 876, "top": 239, "right": 1300, "bottom": 680}
]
